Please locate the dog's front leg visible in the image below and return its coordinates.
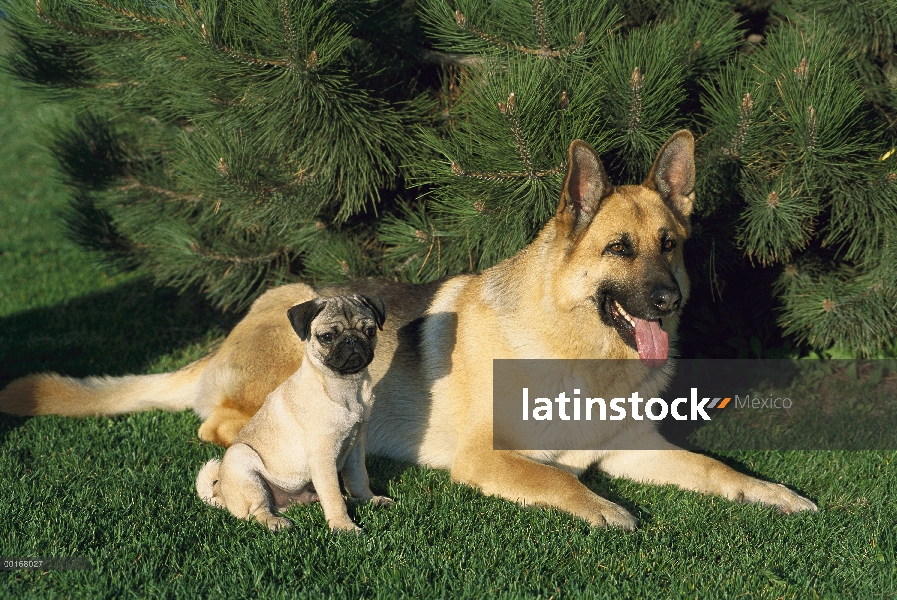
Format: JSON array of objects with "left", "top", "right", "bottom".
[
  {"left": 451, "top": 431, "right": 637, "bottom": 529},
  {"left": 341, "top": 429, "right": 394, "bottom": 507},
  {"left": 599, "top": 447, "right": 817, "bottom": 513},
  {"left": 308, "top": 449, "right": 361, "bottom": 533}
]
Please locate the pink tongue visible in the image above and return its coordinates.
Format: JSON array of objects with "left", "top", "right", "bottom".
[{"left": 632, "top": 317, "right": 668, "bottom": 367}]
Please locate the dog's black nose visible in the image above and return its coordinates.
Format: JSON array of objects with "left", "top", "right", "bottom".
[
  {"left": 344, "top": 335, "right": 358, "bottom": 347},
  {"left": 650, "top": 285, "right": 681, "bottom": 313}
]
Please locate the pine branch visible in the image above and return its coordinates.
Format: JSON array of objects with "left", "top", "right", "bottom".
[
  {"left": 117, "top": 176, "right": 203, "bottom": 203},
  {"left": 93, "top": 0, "right": 186, "bottom": 27},
  {"left": 35, "top": 0, "right": 130, "bottom": 39},
  {"left": 200, "top": 24, "right": 293, "bottom": 68},
  {"left": 532, "top": 0, "right": 548, "bottom": 49},
  {"left": 418, "top": 49, "right": 482, "bottom": 66},
  {"left": 279, "top": 0, "right": 295, "bottom": 59},
  {"left": 450, "top": 161, "right": 567, "bottom": 181},
  {"left": 189, "top": 243, "right": 285, "bottom": 265},
  {"left": 720, "top": 93, "right": 753, "bottom": 160},
  {"left": 453, "top": 10, "right": 584, "bottom": 58},
  {"left": 175, "top": 0, "right": 198, "bottom": 22},
  {"left": 627, "top": 66, "right": 644, "bottom": 135},
  {"left": 499, "top": 93, "right": 536, "bottom": 177}
]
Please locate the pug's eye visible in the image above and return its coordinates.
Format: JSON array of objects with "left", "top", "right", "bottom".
[
  {"left": 317, "top": 332, "right": 334, "bottom": 344},
  {"left": 364, "top": 326, "right": 376, "bottom": 338}
]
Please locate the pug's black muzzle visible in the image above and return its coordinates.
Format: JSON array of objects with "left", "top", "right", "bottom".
[{"left": 324, "top": 333, "right": 374, "bottom": 375}]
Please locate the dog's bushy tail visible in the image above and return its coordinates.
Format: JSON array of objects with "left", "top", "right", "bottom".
[
  {"left": 0, "top": 354, "right": 212, "bottom": 417},
  {"left": 196, "top": 459, "right": 224, "bottom": 508}
]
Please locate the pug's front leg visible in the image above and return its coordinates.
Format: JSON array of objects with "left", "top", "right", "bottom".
[
  {"left": 308, "top": 450, "right": 360, "bottom": 533},
  {"left": 341, "top": 430, "right": 394, "bottom": 508}
]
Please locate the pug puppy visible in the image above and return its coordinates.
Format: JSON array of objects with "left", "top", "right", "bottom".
[{"left": 195, "top": 294, "right": 392, "bottom": 532}]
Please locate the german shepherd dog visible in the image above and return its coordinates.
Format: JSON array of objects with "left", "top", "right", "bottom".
[{"left": 0, "top": 131, "right": 816, "bottom": 528}]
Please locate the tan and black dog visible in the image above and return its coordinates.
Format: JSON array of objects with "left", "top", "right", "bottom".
[{"left": 0, "top": 131, "right": 817, "bottom": 528}]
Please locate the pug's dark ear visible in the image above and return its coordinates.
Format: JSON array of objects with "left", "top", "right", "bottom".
[
  {"left": 645, "top": 130, "right": 695, "bottom": 227},
  {"left": 557, "top": 140, "right": 612, "bottom": 236},
  {"left": 287, "top": 298, "right": 327, "bottom": 341},
  {"left": 356, "top": 294, "right": 387, "bottom": 330}
]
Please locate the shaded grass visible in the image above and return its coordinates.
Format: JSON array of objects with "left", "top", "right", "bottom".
[
  {"left": 0, "top": 29, "right": 895, "bottom": 600},
  {"left": 0, "top": 29, "right": 235, "bottom": 389},
  {"left": 0, "top": 279, "right": 236, "bottom": 386},
  {"left": 0, "top": 35, "right": 116, "bottom": 318}
]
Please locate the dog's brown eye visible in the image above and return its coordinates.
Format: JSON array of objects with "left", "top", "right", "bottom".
[
  {"left": 662, "top": 239, "right": 676, "bottom": 252},
  {"left": 317, "top": 332, "right": 333, "bottom": 344},
  {"left": 609, "top": 243, "right": 625, "bottom": 253},
  {"left": 364, "top": 326, "right": 376, "bottom": 338}
]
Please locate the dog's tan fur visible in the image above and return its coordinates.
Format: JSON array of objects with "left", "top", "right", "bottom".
[{"left": 0, "top": 131, "right": 816, "bottom": 528}]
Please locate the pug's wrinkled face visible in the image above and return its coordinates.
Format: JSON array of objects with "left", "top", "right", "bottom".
[{"left": 287, "top": 294, "right": 387, "bottom": 376}]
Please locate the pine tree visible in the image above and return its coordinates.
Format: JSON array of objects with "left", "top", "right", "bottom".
[
  {"left": 699, "top": 16, "right": 897, "bottom": 356},
  {"left": 4, "top": 0, "right": 896, "bottom": 356},
  {"left": 382, "top": 0, "right": 741, "bottom": 281},
  {"left": 5, "top": 0, "right": 426, "bottom": 309}
]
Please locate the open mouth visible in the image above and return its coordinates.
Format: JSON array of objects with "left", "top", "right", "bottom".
[{"left": 601, "top": 295, "right": 669, "bottom": 367}]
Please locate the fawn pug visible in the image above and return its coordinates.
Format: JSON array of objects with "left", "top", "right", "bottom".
[{"left": 195, "top": 294, "right": 392, "bottom": 532}]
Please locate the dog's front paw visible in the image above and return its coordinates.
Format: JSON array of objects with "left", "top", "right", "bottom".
[
  {"left": 581, "top": 497, "right": 637, "bottom": 530},
  {"left": 733, "top": 480, "right": 818, "bottom": 514},
  {"left": 369, "top": 495, "right": 395, "bottom": 508},
  {"left": 329, "top": 519, "right": 363, "bottom": 534},
  {"left": 261, "top": 515, "right": 293, "bottom": 532}
]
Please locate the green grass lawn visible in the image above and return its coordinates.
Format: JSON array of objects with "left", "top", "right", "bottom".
[{"left": 1, "top": 34, "right": 896, "bottom": 600}]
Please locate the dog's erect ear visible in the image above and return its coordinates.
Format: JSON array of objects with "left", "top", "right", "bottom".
[
  {"left": 557, "top": 139, "right": 612, "bottom": 236},
  {"left": 355, "top": 294, "right": 387, "bottom": 330},
  {"left": 287, "top": 298, "right": 328, "bottom": 341},
  {"left": 645, "top": 130, "right": 695, "bottom": 226}
]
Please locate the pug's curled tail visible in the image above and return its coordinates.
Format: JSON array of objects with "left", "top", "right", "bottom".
[
  {"left": 196, "top": 459, "right": 224, "bottom": 508},
  {"left": 0, "top": 354, "right": 212, "bottom": 417}
]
